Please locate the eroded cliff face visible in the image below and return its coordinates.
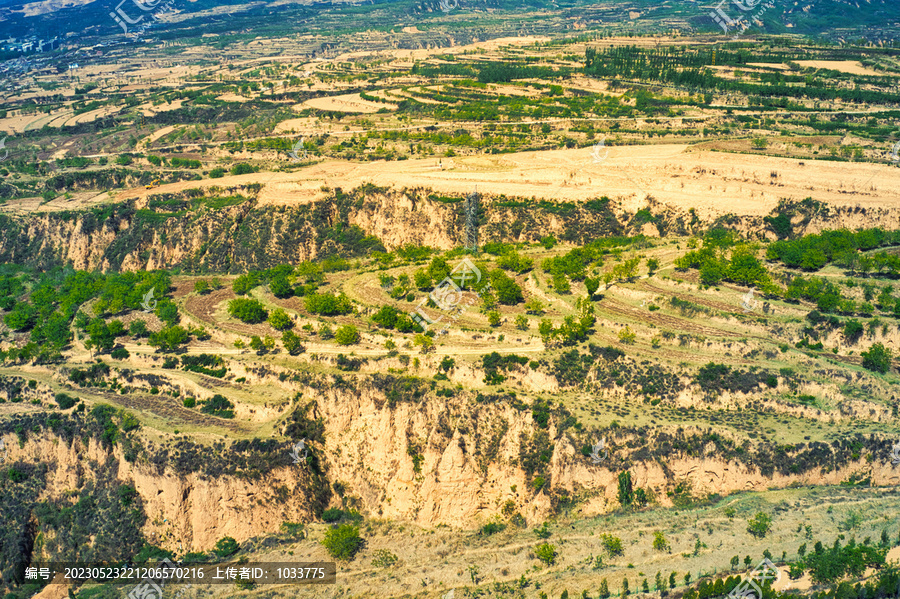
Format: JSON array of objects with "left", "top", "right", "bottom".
[
  {"left": 4, "top": 379, "right": 893, "bottom": 555},
  {"left": 5, "top": 185, "right": 898, "bottom": 273}
]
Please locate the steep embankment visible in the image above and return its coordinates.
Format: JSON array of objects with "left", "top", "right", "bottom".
[
  {"left": 3, "top": 372, "right": 898, "bottom": 559},
  {"left": 4, "top": 184, "right": 898, "bottom": 273}
]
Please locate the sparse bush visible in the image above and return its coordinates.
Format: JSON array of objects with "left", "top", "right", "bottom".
[
  {"left": 535, "top": 543, "right": 557, "bottom": 566},
  {"left": 371, "top": 549, "right": 398, "bottom": 568},
  {"left": 618, "top": 326, "right": 636, "bottom": 344},
  {"left": 600, "top": 534, "right": 624, "bottom": 557}
]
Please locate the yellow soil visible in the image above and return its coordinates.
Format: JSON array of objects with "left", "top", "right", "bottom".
[
  {"left": 299, "top": 93, "right": 397, "bottom": 113},
  {"left": 795, "top": 60, "right": 882, "bottom": 76},
  {"left": 107, "top": 143, "right": 900, "bottom": 220}
]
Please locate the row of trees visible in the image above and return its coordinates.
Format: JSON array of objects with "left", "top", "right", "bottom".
[{"left": 766, "top": 228, "right": 900, "bottom": 272}]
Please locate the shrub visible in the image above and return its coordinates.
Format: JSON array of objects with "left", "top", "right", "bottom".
[
  {"left": 55, "top": 393, "right": 77, "bottom": 410},
  {"left": 200, "top": 394, "right": 235, "bottom": 419},
  {"left": 335, "top": 325, "right": 360, "bottom": 345},
  {"left": 321, "top": 524, "right": 363, "bottom": 560},
  {"left": 747, "top": 512, "right": 772, "bottom": 538},
  {"left": 322, "top": 508, "right": 344, "bottom": 523},
  {"left": 228, "top": 298, "right": 268, "bottom": 324},
  {"left": 600, "top": 534, "right": 624, "bottom": 557},
  {"left": 213, "top": 536, "right": 240, "bottom": 557},
  {"left": 532, "top": 522, "right": 551, "bottom": 539},
  {"left": 481, "top": 517, "right": 507, "bottom": 536},
  {"left": 183, "top": 397, "right": 196, "bottom": 408},
  {"left": 535, "top": 543, "right": 557, "bottom": 566},
  {"left": 525, "top": 297, "right": 545, "bottom": 315},
  {"left": 230, "top": 163, "right": 256, "bottom": 175},
  {"left": 618, "top": 326, "right": 636, "bottom": 344},
  {"left": 111, "top": 347, "right": 130, "bottom": 360}
]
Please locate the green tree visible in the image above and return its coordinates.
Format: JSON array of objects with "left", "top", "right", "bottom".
[
  {"left": 321, "top": 524, "right": 362, "bottom": 560},
  {"left": 413, "top": 333, "right": 434, "bottom": 353},
  {"left": 599, "top": 579, "right": 610, "bottom": 598},
  {"left": 148, "top": 325, "right": 189, "bottom": 352},
  {"left": 427, "top": 256, "right": 451, "bottom": 283},
  {"left": 515, "top": 315, "right": 529, "bottom": 330},
  {"left": 201, "top": 394, "right": 235, "bottom": 418},
  {"left": 269, "top": 275, "right": 293, "bottom": 299},
  {"left": 747, "top": 512, "right": 772, "bottom": 538},
  {"left": 647, "top": 258, "right": 660, "bottom": 275},
  {"left": 618, "top": 326, "right": 636, "bottom": 344},
  {"left": 730, "top": 555, "right": 739, "bottom": 570},
  {"left": 653, "top": 531, "right": 670, "bottom": 552},
  {"left": 232, "top": 273, "right": 259, "bottom": 295},
  {"left": 669, "top": 573, "right": 676, "bottom": 589},
  {"left": 553, "top": 273, "right": 571, "bottom": 294},
  {"left": 282, "top": 330, "right": 304, "bottom": 355},
  {"left": 249, "top": 336, "right": 265, "bottom": 353},
  {"left": 414, "top": 269, "right": 432, "bottom": 291},
  {"left": 304, "top": 292, "right": 353, "bottom": 316},
  {"left": 335, "top": 325, "right": 360, "bottom": 345},
  {"left": 86, "top": 319, "right": 115, "bottom": 353},
  {"left": 862, "top": 343, "right": 893, "bottom": 374},
  {"left": 268, "top": 308, "right": 293, "bottom": 331},
  {"left": 129, "top": 320, "right": 148, "bottom": 337},
  {"left": 617, "top": 471, "right": 634, "bottom": 507},
  {"left": 525, "top": 297, "right": 545, "bottom": 315},
  {"left": 194, "top": 280, "right": 210, "bottom": 294},
  {"left": 5, "top": 302, "right": 36, "bottom": 331},
  {"left": 492, "top": 270, "right": 524, "bottom": 304},
  {"left": 487, "top": 311, "right": 501, "bottom": 327},
  {"left": 228, "top": 298, "right": 268, "bottom": 324},
  {"left": 155, "top": 300, "right": 179, "bottom": 327}
]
